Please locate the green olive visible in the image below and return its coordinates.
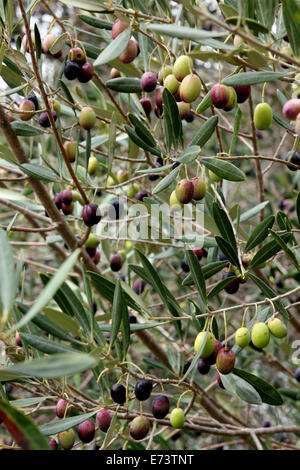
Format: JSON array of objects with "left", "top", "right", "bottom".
[{"left": 170, "top": 408, "right": 185, "bottom": 428}]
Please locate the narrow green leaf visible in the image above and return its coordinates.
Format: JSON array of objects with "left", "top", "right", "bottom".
[
  {"left": 177, "top": 145, "right": 200, "bottom": 164},
  {"left": 20, "top": 163, "right": 58, "bottom": 182},
  {"left": 78, "top": 15, "right": 112, "bottom": 29},
  {"left": 0, "top": 352, "right": 96, "bottom": 380},
  {"left": 196, "top": 91, "right": 212, "bottom": 114},
  {"left": 201, "top": 158, "right": 245, "bottom": 182},
  {"left": 244, "top": 215, "right": 275, "bottom": 252},
  {"left": 182, "top": 261, "right": 229, "bottom": 286},
  {"left": 249, "top": 232, "right": 292, "bottom": 268},
  {"left": 94, "top": 27, "right": 131, "bottom": 66},
  {"left": 213, "top": 202, "right": 237, "bottom": 252},
  {"left": 215, "top": 236, "right": 241, "bottom": 268},
  {"left": 152, "top": 164, "right": 180, "bottom": 195},
  {"left": 162, "top": 88, "right": 183, "bottom": 151},
  {"left": 110, "top": 280, "right": 123, "bottom": 348},
  {"left": 129, "top": 113, "right": 156, "bottom": 148},
  {"left": 191, "top": 116, "right": 218, "bottom": 147},
  {"left": 106, "top": 77, "right": 142, "bottom": 93},
  {"left": 20, "top": 333, "right": 77, "bottom": 355},
  {"left": 146, "top": 23, "right": 226, "bottom": 41},
  {"left": 0, "top": 228, "right": 17, "bottom": 322},
  {"left": 222, "top": 71, "right": 287, "bottom": 87},
  {"left": 220, "top": 373, "right": 262, "bottom": 404},
  {"left": 10, "top": 250, "right": 80, "bottom": 332},
  {"left": 282, "top": 0, "right": 300, "bottom": 56},
  {"left": 39, "top": 410, "right": 98, "bottom": 436},
  {"left": 269, "top": 229, "right": 299, "bottom": 271},
  {"left": 247, "top": 272, "right": 289, "bottom": 320},
  {"left": 0, "top": 399, "right": 50, "bottom": 449},
  {"left": 185, "top": 250, "right": 207, "bottom": 313},
  {"left": 233, "top": 368, "right": 283, "bottom": 405},
  {"left": 208, "top": 275, "right": 239, "bottom": 298}
]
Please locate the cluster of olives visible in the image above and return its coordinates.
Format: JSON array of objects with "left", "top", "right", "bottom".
[
  {"left": 210, "top": 83, "right": 250, "bottom": 112},
  {"left": 63, "top": 47, "right": 94, "bottom": 82},
  {"left": 194, "top": 332, "right": 235, "bottom": 375},
  {"left": 236, "top": 317, "right": 287, "bottom": 350},
  {"left": 170, "top": 176, "right": 206, "bottom": 208},
  {"left": 181, "top": 248, "right": 205, "bottom": 273},
  {"left": 111, "top": 19, "right": 140, "bottom": 64}
]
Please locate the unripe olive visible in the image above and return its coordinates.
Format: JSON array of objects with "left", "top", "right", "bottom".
[
  {"left": 158, "top": 65, "right": 173, "bottom": 84},
  {"left": 194, "top": 331, "right": 215, "bottom": 358},
  {"left": 173, "top": 55, "right": 193, "bottom": 82},
  {"left": 41, "top": 34, "right": 56, "bottom": 55},
  {"left": 211, "top": 84, "right": 231, "bottom": 109},
  {"left": 110, "top": 68, "right": 121, "bottom": 79},
  {"left": 169, "top": 190, "right": 182, "bottom": 209},
  {"left": 69, "top": 47, "right": 86, "bottom": 65},
  {"left": 254, "top": 102, "right": 273, "bottom": 130},
  {"left": 49, "top": 98, "right": 61, "bottom": 116},
  {"left": 283, "top": 99, "right": 300, "bottom": 120},
  {"left": 116, "top": 169, "right": 129, "bottom": 183},
  {"left": 192, "top": 177, "right": 206, "bottom": 201},
  {"left": 233, "top": 85, "right": 251, "bottom": 104},
  {"left": 152, "top": 395, "right": 170, "bottom": 419},
  {"left": 111, "top": 19, "right": 128, "bottom": 39},
  {"left": 77, "top": 420, "right": 95, "bottom": 443},
  {"left": 107, "top": 175, "right": 115, "bottom": 186},
  {"left": 235, "top": 327, "right": 250, "bottom": 348},
  {"left": 56, "top": 398, "right": 68, "bottom": 419},
  {"left": 295, "top": 115, "right": 300, "bottom": 137},
  {"left": 96, "top": 410, "right": 112, "bottom": 433},
  {"left": 18, "top": 99, "right": 35, "bottom": 121},
  {"left": 267, "top": 318, "right": 287, "bottom": 338},
  {"left": 179, "top": 74, "right": 201, "bottom": 103},
  {"left": 141, "top": 72, "right": 157, "bottom": 92},
  {"left": 22, "top": 33, "right": 35, "bottom": 52},
  {"left": 292, "top": 72, "right": 300, "bottom": 96},
  {"left": 164, "top": 74, "right": 180, "bottom": 95},
  {"left": 177, "top": 101, "right": 191, "bottom": 119},
  {"left": 208, "top": 170, "right": 221, "bottom": 183},
  {"left": 129, "top": 416, "right": 150, "bottom": 440},
  {"left": 63, "top": 141, "right": 76, "bottom": 163},
  {"left": 216, "top": 347, "right": 235, "bottom": 374},
  {"left": 223, "top": 87, "right": 237, "bottom": 112},
  {"left": 58, "top": 429, "right": 75, "bottom": 450},
  {"left": 233, "top": 34, "right": 244, "bottom": 48},
  {"left": 79, "top": 106, "right": 96, "bottom": 130},
  {"left": 85, "top": 234, "right": 100, "bottom": 249},
  {"left": 88, "top": 156, "right": 98, "bottom": 175},
  {"left": 175, "top": 179, "right": 194, "bottom": 204},
  {"left": 119, "top": 39, "right": 138, "bottom": 64},
  {"left": 251, "top": 322, "right": 270, "bottom": 349},
  {"left": 170, "top": 408, "right": 185, "bottom": 428}
]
